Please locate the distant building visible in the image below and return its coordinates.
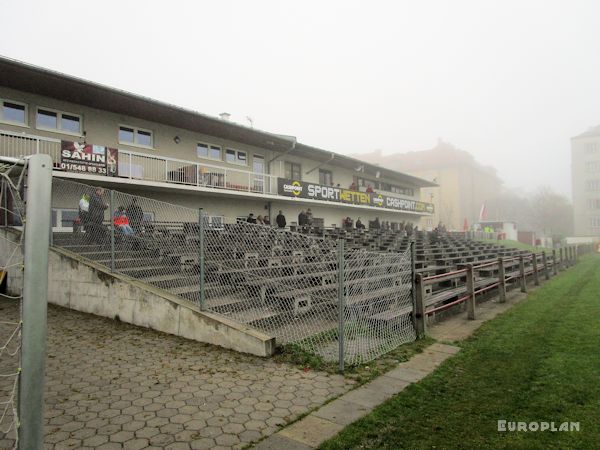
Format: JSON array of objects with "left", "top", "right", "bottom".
[
  {"left": 356, "top": 140, "right": 503, "bottom": 231},
  {"left": 571, "top": 125, "right": 600, "bottom": 237}
]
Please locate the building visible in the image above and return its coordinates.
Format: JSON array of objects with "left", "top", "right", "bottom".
[
  {"left": 355, "top": 140, "right": 503, "bottom": 231},
  {"left": 571, "top": 125, "right": 600, "bottom": 237},
  {"left": 0, "top": 56, "right": 435, "bottom": 229}
]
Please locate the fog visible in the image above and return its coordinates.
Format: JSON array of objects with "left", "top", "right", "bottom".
[{"left": 2, "top": 0, "right": 599, "bottom": 197}]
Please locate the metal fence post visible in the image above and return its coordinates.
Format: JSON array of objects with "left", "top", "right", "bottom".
[
  {"left": 414, "top": 274, "right": 427, "bottom": 336},
  {"left": 532, "top": 253, "right": 539, "bottom": 286},
  {"left": 542, "top": 252, "right": 549, "bottom": 280},
  {"left": 498, "top": 258, "right": 506, "bottom": 303},
  {"left": 337, "top": 238, "right": 345, "bottom": 373},
  {"left": 519, "top": 256, "right": 527, "bottom": 293},
  {"left": 19, "top": 154, "right": 52, "bottom": 450},
  {"left": 410, "top": 240, "right": 417, "bottom": 323},
  {"left": 559, "top": 248, "right": 564, "bottom": 271},
  {"left": 466, "top": 264, "right": 476, "bottom": 320},
  {"left": 552, "top": 249, "right": 558, "bottom": 276},
  {"left": 109, "top": 189, "right": 115, "bottom": 272},
  {"left": 199, "top": 208, "right": 206, "bottom": 311},
  {"left": 3, "top": 178, "right": 7, "bottom": 227}
]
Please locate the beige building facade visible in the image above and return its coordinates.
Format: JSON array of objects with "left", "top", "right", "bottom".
[
  {"left": 571, "top": 125, "right": 600, "bottom": 237},
  {"left": 356, "top": 141, "right": 503, "bottom": 231},
  {"left": 0, "top": 57, "right": 435, "bottom": 228}
]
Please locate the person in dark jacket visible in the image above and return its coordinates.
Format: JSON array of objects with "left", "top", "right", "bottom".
[
  {"left": 298, "top": 210, "right": 307, "bottom": 227},
  {"left": 126, "top": 197, "right": 144, "bottom": 233},
  {"left": 88, "top": 187, "right": 108, "bottom": 242},
  {"left": 276, "top": 210, "right": 286, "bottom": 228},
  {"left": 247, "top": 213, "right": 257, "bottom": 224},
  {"left": 356, "top": 217, "right": 365, "bottom": 229}
]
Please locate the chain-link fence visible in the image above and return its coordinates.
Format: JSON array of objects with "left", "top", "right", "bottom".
[{"left": 50, "top": 178, "right": 417, "bottom": 366}]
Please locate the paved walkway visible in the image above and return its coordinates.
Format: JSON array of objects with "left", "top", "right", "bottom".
[
  {"left": 252, "top": 292, "right": 527, "bottom": 449},
  {"left": 0, "top": 298, "right": 354, "bottom": 449}
]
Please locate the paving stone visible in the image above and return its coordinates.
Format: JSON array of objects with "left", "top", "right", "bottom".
[
  {"left": 0, "top": 300, "right": 356, "bottom": 450},
  {"left": 278, "top": 415, "right": 343, "bottom": 448},
  {"left": 311, "top": 398, "right": 373, "bottom": 426}
]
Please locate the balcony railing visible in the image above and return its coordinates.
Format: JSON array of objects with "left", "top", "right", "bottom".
[{"left": 0, "top": 130, "right": 278, "bottom": 195}]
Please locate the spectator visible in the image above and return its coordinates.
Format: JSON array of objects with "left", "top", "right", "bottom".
[
  {"left": 298, "top": 210, "right": 307, "bottom": 227},
  {"left": 78, "top": 193, "right": 90, "bottom": 231},
  {"left": 247, "top": 213, "right": 257, "bottom": 224},
  {"left": 113, "top": 206, "right": 134, "bottom": 235},
  {"left": 372, "top": 217, "right": 380, "bottom": 229},
  {"left": 344, "top": 216, "right": 353, "bottom": 229},
  {"left": 88, "top": 187, "right": 108, "bottom": 242},
  {"left": 256, "top": 215, "right": 265, "bottom": 225},
  {"left": 365, "top": 184, "right": 374, "bottom": 193},
  {"left": 306, "top": 208, "right": 314, "bottom": 226},
  {"left": 276, "top": 210, "right": 286, "bottom": 228},
  {"left": 356, "top": 217, "right": 365, "bottom": 229},
  {"left": 336, "top": 183, "right": 341, "bottom": 188},
  {"left": 126, "top": 197, "right": 144, "bottom": 233},
  {"left": 349, "top": 181, "right": 358, "bottom": 191},
  {"left": 263, "top": 216, "right": 270, "bottom": 226}
]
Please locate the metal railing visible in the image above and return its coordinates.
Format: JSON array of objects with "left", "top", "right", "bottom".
[{"left": 0, "top": 129, "right": 278, "bottom": 195}]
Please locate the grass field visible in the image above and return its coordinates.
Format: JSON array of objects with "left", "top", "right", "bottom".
[
  {"left": 319, "top": 254, "right": 600, "bottom": 450},
  {"left": 478, "top": 239, "right": 555, "bottom": 254}
]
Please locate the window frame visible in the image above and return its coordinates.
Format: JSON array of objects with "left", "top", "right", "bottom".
[
  {"left": 36, "top": 106, "right": 83, "bottom": 136},
  {"left": 285, "top": 161, "right": 302, "bottom": 180},
  {"left": 225, "top": 148, "right": 248, "bottom": 166},
  {"left": 197, "top": 141, "right": 222, "bottom": 161},
  {"left": 319, "top": 169, "right": 333, "bottom": 186},
  {"left": 0, "top": 99, "right": 28, "bottom": 127},
  {"left": 118, "top": 124, "right": 154, "bottom": 149}
]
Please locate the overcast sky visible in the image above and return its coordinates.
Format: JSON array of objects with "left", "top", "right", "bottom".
[{"left": 2, "top": 0, "right": 599, "bottom": 198}]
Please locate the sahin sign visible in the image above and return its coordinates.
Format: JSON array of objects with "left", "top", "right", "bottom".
[
  {"left": 277, "top": 178, "right": 434, "bottom": 214},
  {"left": 61, "top": 141, "right": 118, "bottom": 176}
]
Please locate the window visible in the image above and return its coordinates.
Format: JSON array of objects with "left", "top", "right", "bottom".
[
  {"left": 585, "top": 161, "right": 600, "bottom": 173},
  {"left": 587, "top": 199, "right": 600, "bottom": 210},
  {"left": 590, "top": 217, "right": 600, "bottom": 228},
  {"left": 285, "top": 162, "right": 301, "bottom": 180},
  {"left": 197, "top": 142, "right": 222, "bottom": 160},
  {"left": 36, "top": 107, "right": 82, "bottom": 134},
  {"left": 1, "top": 100, "right": 27, "bottom": 125},
  {"left": 225, "top": 148, "right": 247, "bottom": 165},
  {"left": 585, "top": 142, "right": 599, "bottom": 154},
  {"left": 51, "top": 208, "right": 79, "bottom": 230},
  {"left": 585, "top": 180, "right": 600, "bottom": 192},
  {"left": 119, "top": 125, "right": 153, "bottom": 148},
  {"left": 319, "top": 169, "right": 333, "bottom": 186}
]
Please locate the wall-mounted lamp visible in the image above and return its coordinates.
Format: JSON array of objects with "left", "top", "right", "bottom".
[{"left": 173, "top": 136, "right": 181, "bottom": 144}]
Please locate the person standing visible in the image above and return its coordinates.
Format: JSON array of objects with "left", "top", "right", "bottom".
[
  {"left": 276, "top": 210, "right": 286, "bottom": 228},
  {"left": 88, "top": 187, "right": 108, "bottom": 242},
  {"left": 306, "top": 208, "right": 314, "bottom": 227},
  {"left": 298, "top": 210, "right": 307, "bottom": 227}
]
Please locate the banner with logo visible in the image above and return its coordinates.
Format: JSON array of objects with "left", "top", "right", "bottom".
[
  {"left": 277, "top": 178, "right": 434, "bottom": 214},
  {"left": 60, "top": 141, "right": 118, "bottom": 177}
]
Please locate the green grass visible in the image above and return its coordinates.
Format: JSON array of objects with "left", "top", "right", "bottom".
[
  {"left": 479, "top": 239, "right": 554, "bottom": 255},
  {"left": 274, "top": 336, "right": 434, "bottom": 385},
  {"left": 319, "top": 254, "right": 600, "bottom": 450}
]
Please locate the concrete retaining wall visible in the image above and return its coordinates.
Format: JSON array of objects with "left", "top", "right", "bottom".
[{"left": 0, "top": 228, "right": 275, "bottom": 357}]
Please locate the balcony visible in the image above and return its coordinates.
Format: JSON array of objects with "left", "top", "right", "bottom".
[{"left": 0, "top": 129, "right": 278, "bottom": 195}]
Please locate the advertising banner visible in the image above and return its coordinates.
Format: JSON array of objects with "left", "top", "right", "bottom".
[
  {"left": 60, "top": 141, "right": 118, "bottom": 176},
  {"left": 277, "top": 178, "right": 434, "bottom": 214}
]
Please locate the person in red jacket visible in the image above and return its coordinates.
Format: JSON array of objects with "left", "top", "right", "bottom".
[{"left": 113, "top": 206, "right": 135, "bottom": 235}]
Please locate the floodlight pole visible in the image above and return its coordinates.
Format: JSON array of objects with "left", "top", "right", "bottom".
[{"left": 19, "top": 154, "right": 52, "bottom": 450}]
